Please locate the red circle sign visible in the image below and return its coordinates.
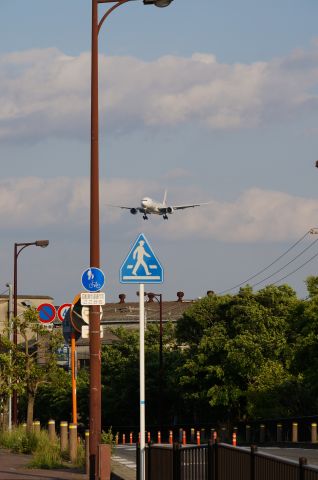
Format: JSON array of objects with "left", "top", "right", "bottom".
[
  {"left": 37, "top": 303, "right": 56, "bottom": 324},
  {"left": 57, "top": 304, "right": 72, "bottom": 322}
]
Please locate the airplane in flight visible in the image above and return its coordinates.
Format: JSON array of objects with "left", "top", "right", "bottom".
[{"left": 109, "top": 191, "right": 210, "bottom": 220}]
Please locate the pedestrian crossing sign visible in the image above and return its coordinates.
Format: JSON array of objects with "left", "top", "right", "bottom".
[{"left": 119, "top": 233, "right": 164, "bottom": 284}]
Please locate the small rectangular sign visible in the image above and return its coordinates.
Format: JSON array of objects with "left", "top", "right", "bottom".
[
  {"left": 41, "top": 323, "right": 54, "bottom": 331},
  {"left": 81, "top": 325, "right": 104, "bottom": 339},
  {"left": 81, "top": 292, "right": 105, "bottom": 305}
]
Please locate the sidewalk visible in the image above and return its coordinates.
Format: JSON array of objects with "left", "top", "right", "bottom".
[
  {"left": 0, "top": 449, "right": 87, "bottom": 480},
  {"left": 111, "top": 459, "right": 135, "bottom": 480},
  {"left": 0, "top": 449, "right": 134, "bottom": 480}
]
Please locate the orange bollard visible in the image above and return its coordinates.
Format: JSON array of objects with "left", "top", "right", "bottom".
[
  {"left": 122, "top": 433, "right": 126, "bottom": 445},
  {"left": 130, "top": 432, "right": 133, "bottom": 444},
  {"left": 169, "top": 430, "right": 173, "bottom": 445},
  {"left": 147, "top": 431, "right": 151, "bottom": 443},
  {"left": 115, "top": 434, "right": 119, "bottom": 445},
  {"left": 157, "top": 431, "right": 161, "bottom": 444},
  {"left": 213, "top": 431, "right": 217, "bottom": 443},
  {"left": 182, "top": 430, "right": 186, "bottom": 445},
  {"left": 232, "top": 432, "right": 237, "bottom": 446},
  {"left": 196, "top": 431, "right": 200, "bottom": 446}
]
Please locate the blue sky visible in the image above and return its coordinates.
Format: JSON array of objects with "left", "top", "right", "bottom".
[{"left": 1, "top": 0, "right": 318, "bottom": 305}]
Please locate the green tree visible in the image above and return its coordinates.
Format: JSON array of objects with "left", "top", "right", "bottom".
[
  {"left": 101, "top": 328, "right": 139, "bottom": 427},
  {"left": 305, "top": 275, "right": 318, "bottom": 298},
  {"left": 285, "top": 276, "right": 318, "bottom": 414},
  {"left": 100, "top": 322, "right": 183, "bottom": 428},
  {"left": 176, "top": 285, "right": 299, "bottom": 423},
  {"left": 34, "top": 367, "right": 72, "bottom": 425},
  {"left": 6, "top": 309, "right": 63, "bottom": 430},
  {"left": 0, "top": 350, "right": 12, "bottom": 425}
]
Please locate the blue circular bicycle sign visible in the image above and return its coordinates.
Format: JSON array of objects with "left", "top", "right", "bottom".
[{"left": 81, "top": 267, "right": 105, "bottom": 292}]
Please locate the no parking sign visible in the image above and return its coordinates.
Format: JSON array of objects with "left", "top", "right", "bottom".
[{"left": 37, "top": 303, "right": 56, "bottom": 324}]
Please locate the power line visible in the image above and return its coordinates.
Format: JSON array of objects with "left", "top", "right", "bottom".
[
  {"left": 251, "top": 237, "right": 318, "bottom": 288},
  {"left": 218, "top": 230, "right": 311, "bottom": 295},
  {"left": 270, "top": 251, "right": 318, "bottom": 286}
]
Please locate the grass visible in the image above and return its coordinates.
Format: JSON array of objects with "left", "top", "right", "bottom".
[
  {"left": 0, "top": 426, "right": 85, "bottom": 470},
  {"left": 28, "top": 432, "right": 64, "bottom": 469},
  {"left": 0, "top": 425, "right": 38, "bottom": 454},
  {"left": 74, "top": 438, "right": 85, "bottom": 468}
]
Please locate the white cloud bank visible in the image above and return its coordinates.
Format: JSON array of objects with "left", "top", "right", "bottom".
[
  {"left": 1, "top": 176, "right": 318, "bottom": 242},
  {"left": 1, "top": 45, "right": 318, "bottom": 141}
]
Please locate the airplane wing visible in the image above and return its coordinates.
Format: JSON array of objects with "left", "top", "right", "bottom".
[
  {"left": 107, "top": 205, "right": 148, "bottom": 216},
  {"left": 170, "top": 202, "right": 211, "bottom": 211},
  {"left": 108, "top": 204, "right": 140, "bottom": 210}
]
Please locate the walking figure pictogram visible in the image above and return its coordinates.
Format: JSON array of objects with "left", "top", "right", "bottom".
[
  {"left": 87, "top": 268, "right": 94, "bottom": 281},
  {"left": 132, "top": 240, "right": 151, "bottom": 276}
]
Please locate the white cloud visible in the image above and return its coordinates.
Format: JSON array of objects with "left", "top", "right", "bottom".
[
  {"left": 1, "top": 177, "right": 318, "bottom": 242},
  {"left": 1, "top": 45, "right": 318, "bottom": 142},
  {"left": 157, "top": 188, "right": 318, "bottom": 242}
]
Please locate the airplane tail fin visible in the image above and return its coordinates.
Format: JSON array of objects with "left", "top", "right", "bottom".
[{"left": 163, "top": 189, "right": 168, "bottom": 206}]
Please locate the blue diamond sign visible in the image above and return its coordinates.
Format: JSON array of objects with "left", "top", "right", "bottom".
[{"left": 120, "top": 233, "right": 163, "bottom": 284}]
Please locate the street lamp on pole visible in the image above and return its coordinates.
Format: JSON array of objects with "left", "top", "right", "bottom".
[
  {"left": 12, "top": 239, "right": 49, "bottom": 425},
  {"left": 89, "top": 1, "right": 173, "bottom": 478}
]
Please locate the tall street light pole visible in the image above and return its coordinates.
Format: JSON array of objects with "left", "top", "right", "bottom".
[
  {"left": 89, "top": 1, "right": 173, "bottom": 478},
  {"left": 12, "top": 239, "right": 49, "bottom": 425}
]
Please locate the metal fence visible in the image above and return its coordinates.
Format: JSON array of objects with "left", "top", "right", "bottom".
[{"left": 137, "top": 441, "right": 318, "bottom": 480}]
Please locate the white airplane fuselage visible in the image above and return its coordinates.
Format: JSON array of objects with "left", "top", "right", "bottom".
[{"left": 140, "top": 197, "right": 168, "bottom": 215}]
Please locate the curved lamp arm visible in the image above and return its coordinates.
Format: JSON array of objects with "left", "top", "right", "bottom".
[{"left": 98, "top": 0, "right": 130, "bottom": 34}]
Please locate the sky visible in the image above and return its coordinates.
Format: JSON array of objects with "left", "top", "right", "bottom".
[{"left": 1, "top": 0, "right": 318, "bottom": 305}]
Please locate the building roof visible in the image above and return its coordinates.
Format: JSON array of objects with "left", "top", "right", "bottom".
[
  {"left": 0, "top": 295, "right": 54, "bottom": 300},
  {"left": 100, "top": 299, "right": 194, "bottom": 329}
]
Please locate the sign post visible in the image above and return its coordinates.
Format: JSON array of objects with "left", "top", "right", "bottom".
[
  {"left": 139, "top": 283, "right": 145, "bottom": 480},
  {"left": 120, "top": 233, "right": 163, "bottom": 480},
  {"left": 71, "top": 331, "right": 77, "bottom": 425}
]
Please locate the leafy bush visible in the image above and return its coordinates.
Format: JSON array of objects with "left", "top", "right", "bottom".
[
  {"left": 28, "top": 430, "right": 63, "bottom": 469},
  {"left": 0, "top": 426, "right": 85, "bottom": 470},
  {"left": 0, "top": 426, "right": 38, "bottom": 454},
  {"left": 101, "top": 427, "right": 116, "bottom": 452}
]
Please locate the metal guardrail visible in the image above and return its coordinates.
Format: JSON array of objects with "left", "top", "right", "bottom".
[{"left": 137, "top": 441, "right": 318, "bottom": 480}]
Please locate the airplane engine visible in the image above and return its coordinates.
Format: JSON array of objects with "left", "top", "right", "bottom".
[
  {"left": 166, "top": 207, "right": 174, "bottom": 214},
  {"left": 130, "top": 208, "right": 138, "bottom": 215}
]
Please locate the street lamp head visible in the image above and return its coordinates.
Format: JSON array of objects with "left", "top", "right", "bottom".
[
  {"left": 147, "top": 292, "right": 155, "bottom": 302},
  {"left": 21, "top": 300, "right": 32, "bottom": 308},
  {"left": 35, "top": 240, "right": 49, "bottom": 248},
  {"left": 143, "top": 0, "right": 173, "bottom": 7}
]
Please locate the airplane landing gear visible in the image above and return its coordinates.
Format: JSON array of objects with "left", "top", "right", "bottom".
[
  {"left": 143, "top": 215, "right": 148, "bottom": 220},
  {"left": 163, "top": 215, "right": 168, "bottom": 220}
]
